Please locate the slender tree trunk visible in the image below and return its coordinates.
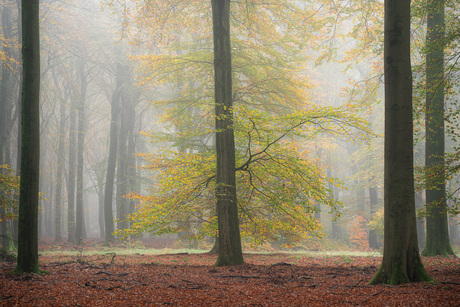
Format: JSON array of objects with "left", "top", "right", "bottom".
[
  {"left": 75, "top": 59, "right": 87, "bottom": 243},
  {"left": 15, "top": 0, "right": 40, "bottom": 274},
  {"left": 104, "top": 65, "right": 122, "bottom": 244},
  {"left": 0, "top": 0, "right": 15, "bottom": 251},
  {"left": 368, "top": 186, "right": 379, "bottom": 249},
  {"left": 327, "top": 165, "right": 340, "bottom": 240},
  {"left": 370, "top": 0, "right": 431, "bottom": 285},
  {"left": 116, "top": 70, "right": 129, "bottom": 233},
  {"left": 422, "top": 0, "right": 454, "bottom": 257},
  {"left": 12, "top": 0, "right": 22, "bottom": 246},
  {"left": 51, "top": 69, "right": 69, "bottom": 243},
  {"left": 126, "top": 95, "right": 137, "bottom": 233},
  {"left": 415, "top": 191, "right": 426, "bottom": 249},
  {"left": 98, "top": 177, "right": 105, "bottom": 239},
  {"left": 331, "top": 188, "right": 342, "bottom": 239},
  {"left": 67, "top": 96, "right": 77, "bottom": 243},
  {"left": 212, "top": 0, "right": 244, "bottom": 266}
]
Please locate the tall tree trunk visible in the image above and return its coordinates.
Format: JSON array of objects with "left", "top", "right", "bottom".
[
  {"left": 126, "top": 94, "right": 137, "bottom": 234},
  {"left": 422, "top": 0, "right": 454, "bottom": 257},
  {"left": 98, "top": 176, "right": 105, "bottom": 239},
  {"left": 212, "top": 0, "right": 244, "bottom": 266},
  {"left": 67, "top": 95, "right": 77, "bottom": 243},
  {"left": 370, "top": 0, "right": 431, "bottom": 285},
  {"left": 116, "top": 67, "right": 129, "bottom": 233},
  {"left": 415, "top": 191, "right": 426, "bottom": 249},
  {"left": 0, "top": 0, "right": 15, "bottom": 251},
  {"left": 368, "top": 186, "right": 379, "bottom": 249},
  {"left": 12, "top": 0, "right": 22, "bottom": 246},
  {"left": 327, "top": 165, "right": 341, "bottom": 240},
  {"left": 15, "top": 0, "right": 40, "bottom": 274},
  {"left": 51, "top": 69, "right": 69, "bottom": 243},
  {"left": 104, "top": 64, "right": 122, "bottom": 244},
  {"left": 75, "top": 59, "right": 87, "bottom": 243}
]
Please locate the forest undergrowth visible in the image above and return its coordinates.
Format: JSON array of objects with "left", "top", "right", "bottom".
[{"left": 0, "top": 239, "right": 459, "bottom": 306}]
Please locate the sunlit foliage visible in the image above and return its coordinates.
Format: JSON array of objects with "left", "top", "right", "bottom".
[
  {"left": 0, "top": 165, "right": 19, "bottom": 222},
  {"left": 106, "top": 0, "right": 372, "bottom": 245}
]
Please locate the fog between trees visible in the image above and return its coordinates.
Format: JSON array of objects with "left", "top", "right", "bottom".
[{"left": 1, "top": 0, "right": 459, "bottom": 275}]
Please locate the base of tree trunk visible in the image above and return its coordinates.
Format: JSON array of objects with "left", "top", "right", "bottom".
[
  {"left": 421, "top": 245, "right": 455, "bottom": 257},
  {"left": 215, "top": 255, "right": 244, "bottom": 266},
  {"left": 208, "top": 236, "right": 219, "bottom": 254},
  {"left": 369, "top": 260, "right": 433, "bottom": 285}
]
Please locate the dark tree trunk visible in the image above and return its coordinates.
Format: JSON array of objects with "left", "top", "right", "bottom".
[
  {"left": 422, "top": 0, "right": 454, "bottom": 257},
  {"left": 370, "top": 0, "right": 431, "bottom": 285},
  {"left": 15, "top": 0, "right": 40, "bottom": 274},
  {"left": 212, "top": 0, "right": 244, "bottom": 266}
]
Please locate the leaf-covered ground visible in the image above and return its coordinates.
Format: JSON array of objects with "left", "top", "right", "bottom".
[{"left": 1, "top": 243, "right": 459, "bottom": 306}]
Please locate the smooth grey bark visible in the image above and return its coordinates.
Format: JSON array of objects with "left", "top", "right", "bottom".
[
  {"left": 96, "top": 168, "right": 105, "bottom": 239},
  {"left": 369, "top": 0, "right": 431, "bottom": 285},
  {"left": 116, "top": 65, "right": 130, "bottom": 233},
  {"left": 0, "top": 0, "right": 15, "bottom": 251},
  {"left": 104, "top": 64, "right": 122, "bottom": 244},
  {"left": 51, "top": 68, "right": 69, "bottom": 243},
  {"left": 67, "top": 94, "right": 77, "bottom": 243},
  {"left": 327, "top": 165, "right": 341, "bottom": 240},
  {"left": 15, "top": 0, "right": 40, "bottom": 274},
  {"left": 12, "top": 0, "right": 22, "bottom": 245},
  {"left": 126, "top": 110, "right": 137, "bottom": 235},
  {"left": 75, "top": 59, "right": 87, "bottom": 243},
  {"left": 415, "top": 191, "right": 426, "bottom": 249},
  {"left": 368, "top": 186, "right": 379, "bottom": 249},
  {"left": 422, "top": 0, "right": 454, "bottom": 257},
  {"left": 212, "top": 0, "right": 244, "bottom": 266}
]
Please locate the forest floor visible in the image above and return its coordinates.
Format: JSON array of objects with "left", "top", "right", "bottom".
[{"left": 0, "top": 239, "right": 459, "bottom": 306}]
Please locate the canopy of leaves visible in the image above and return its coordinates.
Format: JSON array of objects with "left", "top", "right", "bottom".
[{"left": 109, "top": 0, "right": 372, "bottom": 245}]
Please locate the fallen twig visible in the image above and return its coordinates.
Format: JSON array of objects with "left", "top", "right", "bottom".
[
  {"left": 218, "top": 275, "right": 265, "bottom": 279},
  {"left": 95, "top": 271, "right": 129, "bottom": 277}
]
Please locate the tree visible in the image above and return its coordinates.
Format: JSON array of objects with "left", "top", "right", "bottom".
[
  {"left": 114, "top": 0, "right": 371, "bottom": 250},
  {"left": 15, "top": 0, "right": 41, "bottom": 274},
  {"left": 67, "top": 90, "right": 77, "bottom": 243},
  {"left": 74, "top": 58, "right": 88, "bottom": 244},
  {"left": 50, "top": 65, "right": 70, "bottom": 243},
  {"left": 0, "top": 0, "right": 16, "bottom": 251},
  {"left": 212, "top": 0, "right": 244, "bottom": 266},
  {"left": 422, "top": 0, "right": 454, "bottom": 257},
  {"left": 103, "top": 63, "right": 122, "bottom": 244},
  {"left": 369, "top": 0, "right": 431, "bottom": 285}
]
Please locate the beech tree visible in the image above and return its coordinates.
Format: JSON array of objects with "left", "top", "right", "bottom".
[
  {"left": 74, "top": 58, "right": 88, "bottom": 244},
  {"left": 0, "top": 0, "right": 17, "bottom": 251},
  {"left": 212, "top": 0, "right": 244, "bottom": 266},
  {"left": 103, "top": 63, "right": 122, "bottom": 244},
  {"left": 422, "top": 0, "right": 454, "bottom": 257},
  {"left": 15, "top": 0, "right": 40, "bottom": 274},
  {"left": 369, "top": 0, "right": 431, "bottom": 285}
]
